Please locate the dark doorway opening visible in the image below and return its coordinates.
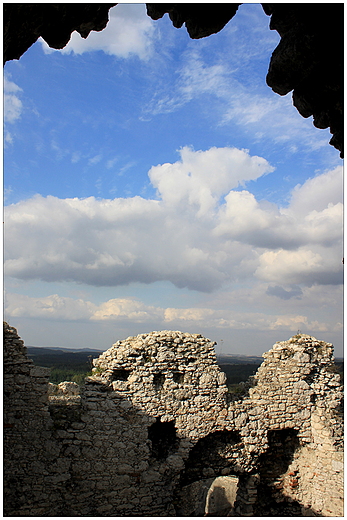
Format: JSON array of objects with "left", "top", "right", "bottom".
[
  {"left": 180, "top": 430, "right": 242, "bottom": 486},
  {"left": 148, "top": 417, "right": 179, "bottom": 460}
]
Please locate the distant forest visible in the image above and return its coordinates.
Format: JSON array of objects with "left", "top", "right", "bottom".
[
  {"left": 27, "top": 347, "right": 343, "bottom": 388},
  {"left": 27, "top": 347, "right": 101, "bottom": 385}
]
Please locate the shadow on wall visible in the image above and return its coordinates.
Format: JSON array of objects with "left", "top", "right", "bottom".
[
  {"left": 41, "top": 392, "right": 244, "bottom": 516},
  {"left": 174, "top": 430, "right": 243, "bottom": 515},
  {"left": 4, "top": 324, "right": 239, "bottom": 516},
  {"left": 252, "top": 428, "right": 322, "bottom": 517},
  {"left": 174, "top": 475, "right": 239, "bottom": 517},
  {"left": 179, "top": 430, "right": 243, "bottom": 486},
  {"left": 4, "top": 365, "right": 326, "bottom": 515},
  {"left": 5, "top": 325, "right": 341, "bottom": 516},
  {"left": 206, "top": 482, "right": 235, "bottom": 516},
  {"left": 38, "top": 383, "right": 190, "bottom": 515}
]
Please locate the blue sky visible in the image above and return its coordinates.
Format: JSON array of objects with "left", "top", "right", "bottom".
[{"left": 4, "top": 3, "right": 343, "bottom": 355}]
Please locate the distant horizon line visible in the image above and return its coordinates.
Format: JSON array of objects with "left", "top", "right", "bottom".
[
  {"left": 26, "top": 344, "right": 263, "bottom": 356},
  {"left": 25, "top": 345, "right": 344, "bottom": 361}
]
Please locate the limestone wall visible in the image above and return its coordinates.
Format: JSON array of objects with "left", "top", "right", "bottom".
[
  {"left": 4, "top": 323, "right": 66, "bottom": 515},
  {"left": 3, "top": 322, "right": 343, "bottom": 516}
]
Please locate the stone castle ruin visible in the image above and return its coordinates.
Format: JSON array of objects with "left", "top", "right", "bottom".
[{"left": 4, "top": 322, "right": 343, "bottom": 516}]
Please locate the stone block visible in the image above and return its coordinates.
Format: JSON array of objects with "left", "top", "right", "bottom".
[
  {"left": 30, "top": 366, "right": 50, "bottom": 378},
  {"left": 331, "top": 459, "right": 343, "bottom": 473},
  {"left": 141, "top": 470, "right": 161, "bottom": 483}
]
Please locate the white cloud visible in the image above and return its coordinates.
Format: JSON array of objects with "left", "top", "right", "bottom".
[
  {"left": 149, "top": 146, "right": 274, "bottom": 215},
  {"left": 40, "top": 4, "right": 155, "bottom": 60},
  {"left": 143, "top": 22, "right": 331, "bottom": 153},
  {"left": 214, "top": 186, "right": 343, "bottom": 251},
  {"left": 4, "top": 90, "right": 22, "bottom": 123},
  {"left": 4, "top": 186, "right": 13, "bottom": 202},
  {"left": 286, "top": 166, "right": 343, "bottom": 216},
  {"left": 118, "top": 161, "right": 137, "bottom": 176},
  {"left": 144, "top": 52, "right": 232, "bottom": 116},
  {"left": 106, "top": 157, "right": 119, "bottom": 169},
  {"left": 5, "top": 293, "right": 96, "bottom": 321},
  {"left": 255, "top": 248, "right": 342, "bottom": 286},
  {"left": 214, "top": 191, "right": 279, "bottom": 239},
  {"left": 5, "top": 293, "right": 165, "bottom": 324},
  {"left": 4, "top": 292, "right": 338, "bottom": 338},
  {"left": 4, "top": 73, "right": 23, "bottom": 143},
  {"left": 4, "top": 149, "right": 342, "bottom": 293},
  {"left": 91, "top": 298, "right": 164, "bottom": 322},
  {"left": 88, "top": 154, "right": 103, "bottom": 166},
  {"left": 71, "top": 152, "right": 81, "bottom": 164},
  {"left": 164, "top": 307, "right": 215, "bottom": 323}
]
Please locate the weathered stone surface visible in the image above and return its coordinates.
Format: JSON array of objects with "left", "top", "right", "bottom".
[
  {"left": 49, "top": 380, "right": 80, "bottom": 396},
  {"left": 3, "top": 323, "right": 344, "bottom": 516}
]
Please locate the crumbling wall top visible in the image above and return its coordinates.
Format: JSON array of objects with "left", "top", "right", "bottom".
[
  {"left": 263, "top": 334, "right": 334, "bottom": 363},
  {"left": 93, "top": 330, "right": 217, "bottom": 372},
  {"left": 3, "top": 321, "right": 30, "bottom": 367},
  {"left": 86, "top": 330, "right": 228, "bottom": 439}
]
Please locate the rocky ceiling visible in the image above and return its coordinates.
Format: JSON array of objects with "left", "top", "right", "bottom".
[{"left": 3, "top": 3, "right": 343, "bottom": 157}]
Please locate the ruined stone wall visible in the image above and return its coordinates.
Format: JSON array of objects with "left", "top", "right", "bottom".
[
  {"left": 4, "top": 324, "right": 67, "bottom": 515},
  {"left": 235, "top": 336, "right": 344, "bottom": 516},
  {"left": 3, "top": 323, "right": 343, "bottom": 516}
]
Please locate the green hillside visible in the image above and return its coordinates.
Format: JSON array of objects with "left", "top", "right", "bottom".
[{"left": 27, "top": 347, "right": 102, "bottom": 384}]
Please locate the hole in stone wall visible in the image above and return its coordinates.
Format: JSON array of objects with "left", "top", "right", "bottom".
[
  {"left": 153, "top": 372, "right": 165, "bottom": 389},
  {"left": 188, "top": 357, "right": 197, "bottom": 363},
  {"left": 148, "top": 417, "right": 179, "bottom": 460},
  {"left": 172, "top": 371, "right": 185, "bottom": 384},
  {"left": 111, "top": 369, "right": 131, "bottom": 381},
  {"left": 304, "top": 367, "right": 319, "bottom": 386},
  {"left": 267, "top": 428, "right": 299, "bottom": 450},
  {"left": 179, "top": 430, "right": 243, "bottom": 486}
]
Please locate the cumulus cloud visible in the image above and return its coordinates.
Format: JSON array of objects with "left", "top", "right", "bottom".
[
  {"left": 5, "top": 293, "right": 96, "bottom": 321},
  {"left": 91, "top": 298, "right": 164, "bottom": 322},
  {"left": 5, "top": 293, "right": 165, "bottom": 324},
  {"left": 214, "top": 166, "right": 343, "bottom": 252},
  {"left": 255, "top": 247, "right": 343, "bottom": 286},
  {"left": 287, "top": 166, "right": 343, "bottom": 216},
  {"left": 4, "top": 148, "right": 343, "bottom": 293},
  {"left": 149, "top": 146, "right": 274, "bottom": 215},
  {"left": 40, "top": 4, "right": 155, "bottom": 60},
  {"left": 5, "top": 292, "right": 337, "bottom": 337}
]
